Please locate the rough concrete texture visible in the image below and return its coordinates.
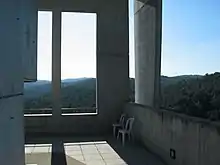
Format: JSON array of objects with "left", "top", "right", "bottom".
[
  {"left": 0, "top": 96, "right": 25, "bottom": 165},
  {"left": 134, "top": 0, "right": 162, "bottom": 107},
  {"left": 25, "top": 115, "right": 108, "bottom": 135},
  {"left": 21, "top": 0, "right": 38, "bottom": 82},
  {"left": 0, "top": 1, "right": 25, "bottom": 165},
  {"left": 96, "top": 0, "right": 130, "bottom": 128},
  {"left": 0, "top": 1, "right": 23, "bottom": 98},
  {"left": 124, "top": 103, "right": 220, "bottom": 165}
]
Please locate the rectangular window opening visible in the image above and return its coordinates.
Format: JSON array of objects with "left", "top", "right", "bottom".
[
  {"left": 24, "top": 11, "right": 52, "bottom": 116},
  {"left": 129, "top": 0, "right": 135, "bottom": 103},
  {"left": 61, "top": 12, "right": 97, "bottom": 115}
]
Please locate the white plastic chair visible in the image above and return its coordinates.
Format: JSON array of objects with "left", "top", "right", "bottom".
[
  {"left": 112, "top": 114, "right": 126, "bottom": 137},
  {"left": 117, "top": 117, "right": 135, "bottom": 146}
]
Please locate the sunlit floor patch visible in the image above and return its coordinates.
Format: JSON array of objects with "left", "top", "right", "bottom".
[
  {"left": 64, "top": 141, "right": 127, "bottom": 165},
  {"left": 25, "top": 137, "right": 165, "bottom": 165},
  {"left": 25, "top": 144, "right": 52, "bottom": 165}
]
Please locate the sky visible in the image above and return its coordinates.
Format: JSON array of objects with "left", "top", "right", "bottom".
[{"left": 37, "top": 0, "right": 220, "bottom": 80}]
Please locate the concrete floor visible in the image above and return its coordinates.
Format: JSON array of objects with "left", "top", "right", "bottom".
[{"left": 25, "top": 136, "right": 165, "bottom": 165}]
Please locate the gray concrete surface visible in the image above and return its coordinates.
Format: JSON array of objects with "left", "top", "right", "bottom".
[
  {"left": 51, "top": 9, "right": 62, "bottom": 129},
  {"left": 134, "top": 0, "right": 162, "bottom": 108},
  {"left": 96, "top": 0, "right": 130, "bottom": 129},
  {"left": 21, "top": 0, "right": 38, "bottom": 82},
  {"left": 125, "top": 103, "right": 220, "bottom": 165},
  {"left": 0, "top": 1, "right": 25, "bottom": 165},
  {"left": 25, "top": 136, "right": 165, "bottom": 165}
]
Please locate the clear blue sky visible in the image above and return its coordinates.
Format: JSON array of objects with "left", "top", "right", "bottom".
[
  {"left": 162, "top": 0, "right": 220, "bottom": 76},
  {"left": 37, "top": 0, "right": 220, "bottom": 80}
]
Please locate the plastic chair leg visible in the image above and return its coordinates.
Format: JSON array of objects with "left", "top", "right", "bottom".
[
  {"left": 128, "top": 133, "right": 131, "bottom": 141},
  {"left": 122, "top": 133, "right": 125, "bottom": 146},
  {"left": 117, "top": 132, "right": 120, "bottom": 140},
  {"left": 113, "top": 127, "right": 116, "bottom": 137}
]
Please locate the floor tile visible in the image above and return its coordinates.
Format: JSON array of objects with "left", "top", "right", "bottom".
[
  {"left": 82, "top": 148, "right": 99, "bottom": 154},
  {"left": 81, "top": 144, "right": 96, "bottom": 148},
  {"left": 32, "top": 146, "right": 50, "bottom": 153},
  {"left": 68, "top": 155, "right": 84, "bottom": 161},
  {"left": 98, "top": 148, "right": 115, "bottom": 154},
  {"left": 65, "top": 143, "right": 80, "bottom": 146},
  {"left": 105, "top": 158, "right": 127, "bottom": 165},
  {"left": 65, "top": 145, "right": 81, "bottom": 151},
  {"left": 25, "top": 153, "right": 51, "bottom": 165},
  {"left": 84, "top": 153, "right": 103, "bottom": 161},
  {"left": 25, "top": 147, "right": 34, "bottom": 154},
  {"left": 85, "top": 160, "right": 105, "bottom": 165},
  {"left": 101, "top": 153, "right": 121, "bottom": 160},
  {"left": 66, "top": 155, "right": 85, "bottom": 165},
  {"left": 66, "top": 150, "right": 82, "bottom": 156},
  {"left": 80, "top": 142, "right": 95, "bottom": 145}
]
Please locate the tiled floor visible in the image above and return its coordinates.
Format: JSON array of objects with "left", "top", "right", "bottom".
[
  {"left": 65, "top": 141, "right": 126, "bottom": 165},
  {"left": 25, "top": 137, "right": 165, "bottom": 165},
  {"left": 25, "top": 144, "right": 52, "bottom": 165}
]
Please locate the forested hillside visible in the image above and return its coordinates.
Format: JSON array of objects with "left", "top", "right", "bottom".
[
  {"left": 24, "top": 73, "right": 220, "bottom": 120},
  {"left": 161, "top": 72, "right": 220, "bottom": 120}
]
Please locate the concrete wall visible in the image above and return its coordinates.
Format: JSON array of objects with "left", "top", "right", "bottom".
[
  {"left": 25, "top": 0, "right": 129, "bottom": 135},
  {"left": 22, "top": 0, "right": 38, "bottom": 82},
  {"left": 25, "top": 114, "right": 109, "bottom": 136},
  {"left": 124, "top": 103, "right": 220, "bottom": 165},
  {"left": 0, "top": 1, "right": 25, "bottom": 164},
  {"left": 96, "top": 0, "right": 129, "bottom": 128}
]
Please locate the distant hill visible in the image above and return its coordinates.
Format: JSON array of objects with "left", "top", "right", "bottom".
[
  {"left": 24, "top": 78, "right": 96, "bottom": 109},
  {"left": 25, "top": 73, "right": 220, "bottom": 120},
  {"left": 24, "top": 78, "right": 88, "bottom": 99},
  {"left": 161, "top": 72, "right": 220, "bottom": 119},
  {"left": 24, "top": 80, "right": 51, "bottom": 99},
  {"left": 161, "top": 75, "right": 202, "bottom": 87},
  {"left": 24, "top": 75, "right": 201, "bottom": 109}
]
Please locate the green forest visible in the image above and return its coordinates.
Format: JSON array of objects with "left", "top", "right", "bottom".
[
  {"left": 160, "top": 73, "right": 220, "bottom": 120},
  {"left": 24, "top": 73, "right": 220, "bottom": 120}
]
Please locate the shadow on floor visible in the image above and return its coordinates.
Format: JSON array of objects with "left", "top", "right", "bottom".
[
  {"left": 51, "top": 139, "right": 67, "bottom": 165},
  {"left": 107, "top": 137, "right": 165, "bottom": 165},
  {"left": 51, "top": 139, "right": 86, "bottom": 165},
  {"left": 25, "top": 139, "right": 86, "bottom": 165},
  {"left": 25, "top": 135, "right": 165, "bottom": 165}
]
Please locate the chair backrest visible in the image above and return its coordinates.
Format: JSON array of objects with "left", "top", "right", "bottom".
[
  {"left": 125, "top": 118, "right": 135, "bottom": 133},
  {"left": 119, "top": 114, "right": 126, "bottom": 126}
]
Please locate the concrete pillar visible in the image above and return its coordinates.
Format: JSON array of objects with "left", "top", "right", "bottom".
[
  {"left": 52, "top": 9, "right": 62, "bottom": 127},
  {"left": 134, "top": 0, "right": 162, "bottom": 108},
  {"left": 97, "top": 0, "right": 129, "bottom": 128},
  {"left": 0, "top": 1, "right": 25, "bottom": 165}
]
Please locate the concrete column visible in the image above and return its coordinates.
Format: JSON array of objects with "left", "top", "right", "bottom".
[
  {"left": 0, "top": 1, "right": 25, "bottom": 165},
  {"left": 52, "top": 9, "right": 62, "bottom": 126},
  {"left": 134, "top": 0, "right": 162, "bottom": 108},
  {"left": 96, "top": 0, "right": 129, "bottom": 129}
]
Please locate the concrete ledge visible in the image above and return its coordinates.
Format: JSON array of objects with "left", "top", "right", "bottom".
[
  {"left": 124, "top": 102, "right": 220, "bottom": 165},
  {"left": 24, "top": 114, "right": 113, "bottom": 136},
  {"left": 128, "top": 103, "right": 220, "bottom": 128}
]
